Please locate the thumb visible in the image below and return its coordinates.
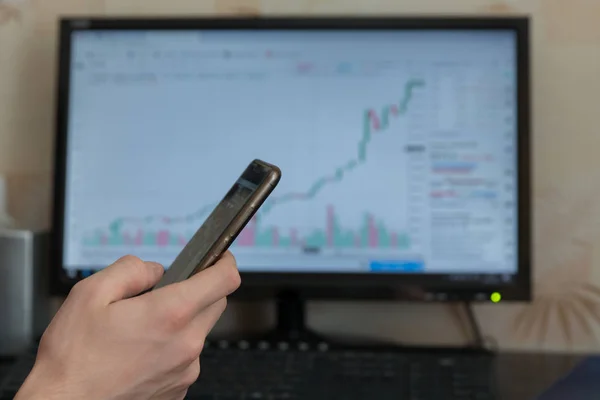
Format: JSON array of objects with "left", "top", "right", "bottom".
[{"left": 90, "top": 255, "right": 164, "bottom": 304}]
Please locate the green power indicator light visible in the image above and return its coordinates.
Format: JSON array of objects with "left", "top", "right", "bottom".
[{"left": 490, "top": 292, "right": 502, "bottom": 303}]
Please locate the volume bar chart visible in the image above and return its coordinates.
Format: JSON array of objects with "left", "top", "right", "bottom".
[
  {"left": 83, "top": 205, "right": 410, "bottom": 252},
  {"left": 234, "top": 205, "right": 410, "bottom": 250},
  {"left": 84, "top": 229, "right": 192, "bottom": 247}
]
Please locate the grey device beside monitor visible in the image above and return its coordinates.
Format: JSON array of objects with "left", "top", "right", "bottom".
[{"left": 152, "top": 159, "right": 281, "bottom": 289}]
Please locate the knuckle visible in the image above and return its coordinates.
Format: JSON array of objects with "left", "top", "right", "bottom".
[
  {"left": 119, "top": 254, "right": 146, "bottom": 271},
  {"left": 146, "top": 261, "right": 165, "bottom": 275},
  {"left": 224, "top": 262, "right": 241, "bottom": 292},
  {"left": 69, "top": 280, "right": 86, "bottom": 297},
  {"left": 70, "top": 279, "right": 96, "bottom": 300},
  {"left": 178, "top": 338, "right": 204, "bottom": 365},
  {"left": 181, "top": 362, "right": 201, "bottom": 388},
  {"left": 187, "top": 338, "right": 205, "bottom": 359},
  {"left": 164, "top": 305, "right": 190, "bottom": 332},
  {"left": 37, "top": 330, "right": 55, "bottom": 355}
]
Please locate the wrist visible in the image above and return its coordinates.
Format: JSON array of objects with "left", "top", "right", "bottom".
[{"left": 14, "top": 364, "right": 73, "bottom": 400}]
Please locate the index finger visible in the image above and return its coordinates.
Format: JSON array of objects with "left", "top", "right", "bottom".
[{"left": 149, "top": 251, "right": 241, "bottom": 323}]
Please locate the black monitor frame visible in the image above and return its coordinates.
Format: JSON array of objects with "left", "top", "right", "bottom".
[{"left": 50, "top": 16, "right": 531, "bottom": 303}]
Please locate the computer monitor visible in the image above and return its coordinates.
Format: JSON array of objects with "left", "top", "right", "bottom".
[{"left": 51, "top": 17, "right": 531, "bottom": 307}]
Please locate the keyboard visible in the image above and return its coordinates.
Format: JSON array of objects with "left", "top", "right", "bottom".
[{"left": 0, "top": 339, "right": 497, "bottom": 400}]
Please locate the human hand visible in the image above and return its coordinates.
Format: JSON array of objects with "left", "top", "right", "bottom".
[{"left": 15, "top": 251, "right": 241, "bottom": 400}]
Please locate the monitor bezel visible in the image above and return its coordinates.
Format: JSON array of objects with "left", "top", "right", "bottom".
[{"left": 50, "top": 16, "right": 531, "bottom": 302}]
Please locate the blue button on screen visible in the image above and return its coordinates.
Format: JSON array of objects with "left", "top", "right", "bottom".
[{"left": 369, "top": 260, "right": 424, "bottom": 272}]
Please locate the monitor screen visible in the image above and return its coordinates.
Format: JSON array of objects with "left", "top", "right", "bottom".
[{"left": 60, "top": 27, "right": 519, "bottom": 284}]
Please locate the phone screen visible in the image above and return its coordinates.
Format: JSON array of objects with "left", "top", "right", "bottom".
[{"left": 153, "top": 161, "right": 273, "bottom": 288}]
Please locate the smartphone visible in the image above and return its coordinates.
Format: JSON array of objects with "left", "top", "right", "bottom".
[{"left": 152, "top": 159, "right": 281, "bottom": 290}]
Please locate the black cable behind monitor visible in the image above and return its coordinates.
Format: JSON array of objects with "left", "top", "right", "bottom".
[
  {"left": 462, "top": 302, "right": 499, "bottom": 353},
  {"left": 464, "top": 302, "right": 486, "bottom": 349}
]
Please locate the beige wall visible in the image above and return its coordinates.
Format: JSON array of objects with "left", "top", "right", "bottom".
[{"left": 2, "top": 0, "right": 600, "bottom": 353}]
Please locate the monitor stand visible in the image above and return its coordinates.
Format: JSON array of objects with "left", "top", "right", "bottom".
[
  {"left": 249, "top": 290, "right": 392, "bottom": 348},
  {"left": 259, "top": 290, "right": 325, "bottom": 344}
]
